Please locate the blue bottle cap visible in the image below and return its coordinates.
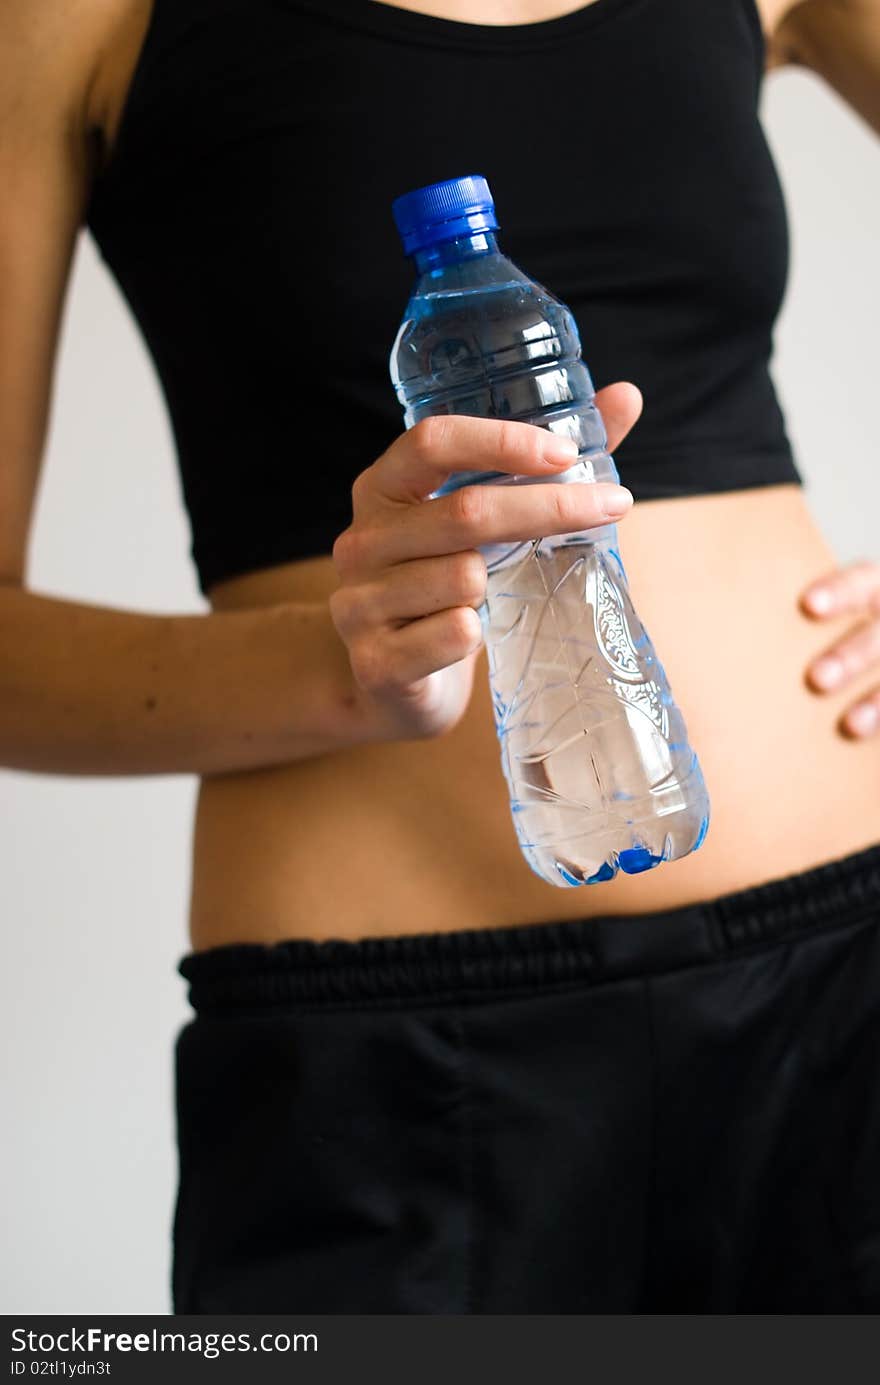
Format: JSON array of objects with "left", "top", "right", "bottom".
[{"left": 392, "top": 174, "right": 499, "bottom": 256}]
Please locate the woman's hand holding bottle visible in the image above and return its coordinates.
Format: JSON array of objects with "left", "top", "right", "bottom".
[{"left": 330, "top": 382, "right": 642, "bottom": 742}]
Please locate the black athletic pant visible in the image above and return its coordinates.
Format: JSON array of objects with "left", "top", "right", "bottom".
[{"left": 172, "top": 843, "right": 880, "bottom": 1312}]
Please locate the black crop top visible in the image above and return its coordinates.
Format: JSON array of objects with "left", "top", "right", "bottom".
[{"left": 83, "top": 0, "right": 802, "bottom": 595}]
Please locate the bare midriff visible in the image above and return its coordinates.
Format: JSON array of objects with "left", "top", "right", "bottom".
[{"left": 189, "top": 484, "right": 880, "bottom": 949}]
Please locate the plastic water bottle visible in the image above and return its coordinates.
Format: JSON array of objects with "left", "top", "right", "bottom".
[{"left": 389, "top": 174, "right": 710, "bottom": 888}]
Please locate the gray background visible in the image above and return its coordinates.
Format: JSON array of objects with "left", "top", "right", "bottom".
[{"left": 2, "top": 67, "right": 878, "bottom": 1312}]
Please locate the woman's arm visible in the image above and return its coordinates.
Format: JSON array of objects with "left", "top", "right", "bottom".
[
  {"left": 0, "top": 1, "right": 372, "bottom": 776},
  {"left": 0, "top": 587, "right": 375, "bottom": 775},
  {"left": 762, "top": 0, "right": 880, "bottom": 731},
  {"left": 767, "top": 0, "right": 880, "bottom": 135}
]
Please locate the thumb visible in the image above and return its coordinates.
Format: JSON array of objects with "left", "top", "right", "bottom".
[{"left": 594, "top": 381, "right": 643, "bottom": 453}]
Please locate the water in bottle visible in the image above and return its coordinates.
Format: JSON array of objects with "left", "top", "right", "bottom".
[{"left": 389, "top": 174, "right": 710, "bottom": 888}]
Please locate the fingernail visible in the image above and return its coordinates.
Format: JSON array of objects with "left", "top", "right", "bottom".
[
  {"left": 805, "top": 587, "right": 834, "bottom": 614},
  {"left": 810, "top": 656, "right": 843, "bottom": 689},
  {"left": 846, "top": 703, "right": 878, "bottom": 737},
  {"left": 599, "top": 485, "right": 634, "bottom": 518},
  {"left": 543, "top": 437, "right": 580, "bottom": 465}
]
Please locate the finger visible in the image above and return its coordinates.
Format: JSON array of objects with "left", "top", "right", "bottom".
[
  {"left": 800, "top": 559, "right": 880, "bottom": 619},
  {"left": 593, "top": 381, "right": 643, "bottom": 453},
  {"left": 348, "top": 477, "right": 634, "bottom": 570},
  {"left": 806, "top": 617, "right": 880, "bottom": 692},
  {"left": 361, "top": 415, "right": 583, "bottom": 509},
  {"left": 358, "top": 384, "right": 643, "bottom": 513},
  {"left": 330, "top": 551, "right": 487, "bottom": 636},
  {"left": 350, "top": 607, "right": 483, "bottom": 694},
  {"left": 841, "top": 688, "right": 880, "bottom": 739}
]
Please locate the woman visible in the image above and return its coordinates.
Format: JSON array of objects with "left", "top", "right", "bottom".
[{"left": 2, "top": 0, "right": 879, "bottom": 1312}]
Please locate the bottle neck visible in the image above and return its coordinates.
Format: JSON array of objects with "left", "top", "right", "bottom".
[{"left": 412, "top": 230, "right": 500, "bottom": 274}]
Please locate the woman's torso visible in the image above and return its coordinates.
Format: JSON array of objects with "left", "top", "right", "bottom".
[{"left": 87, "top": 0, "right": 880, "bottom": 946}]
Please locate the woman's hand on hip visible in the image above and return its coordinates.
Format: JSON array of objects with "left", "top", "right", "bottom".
[
  {"left": 330, "top": 383, "right": 642, "bottom": 742},
  {"left": 801, "top": 559, "right": 880, "bottom": 738}
]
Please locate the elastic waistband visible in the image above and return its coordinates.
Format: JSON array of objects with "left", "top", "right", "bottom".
[{"left": 178, "top": 843, "right": 880, "bottom": 1013}]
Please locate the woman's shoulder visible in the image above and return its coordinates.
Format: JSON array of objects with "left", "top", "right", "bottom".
[
  {"left": 78, "top": 0, "right": 158, "bottom": 179},
  {"left": 1, "top": 0, "right": 137, "bottom": 145},
  {"left": 755, "top": 0, "right": 826, "bottom": 69}
]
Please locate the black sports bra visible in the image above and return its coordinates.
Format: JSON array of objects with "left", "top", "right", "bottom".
[{"left": 84, "top": 0, "right": 801, "bottom": 595}]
